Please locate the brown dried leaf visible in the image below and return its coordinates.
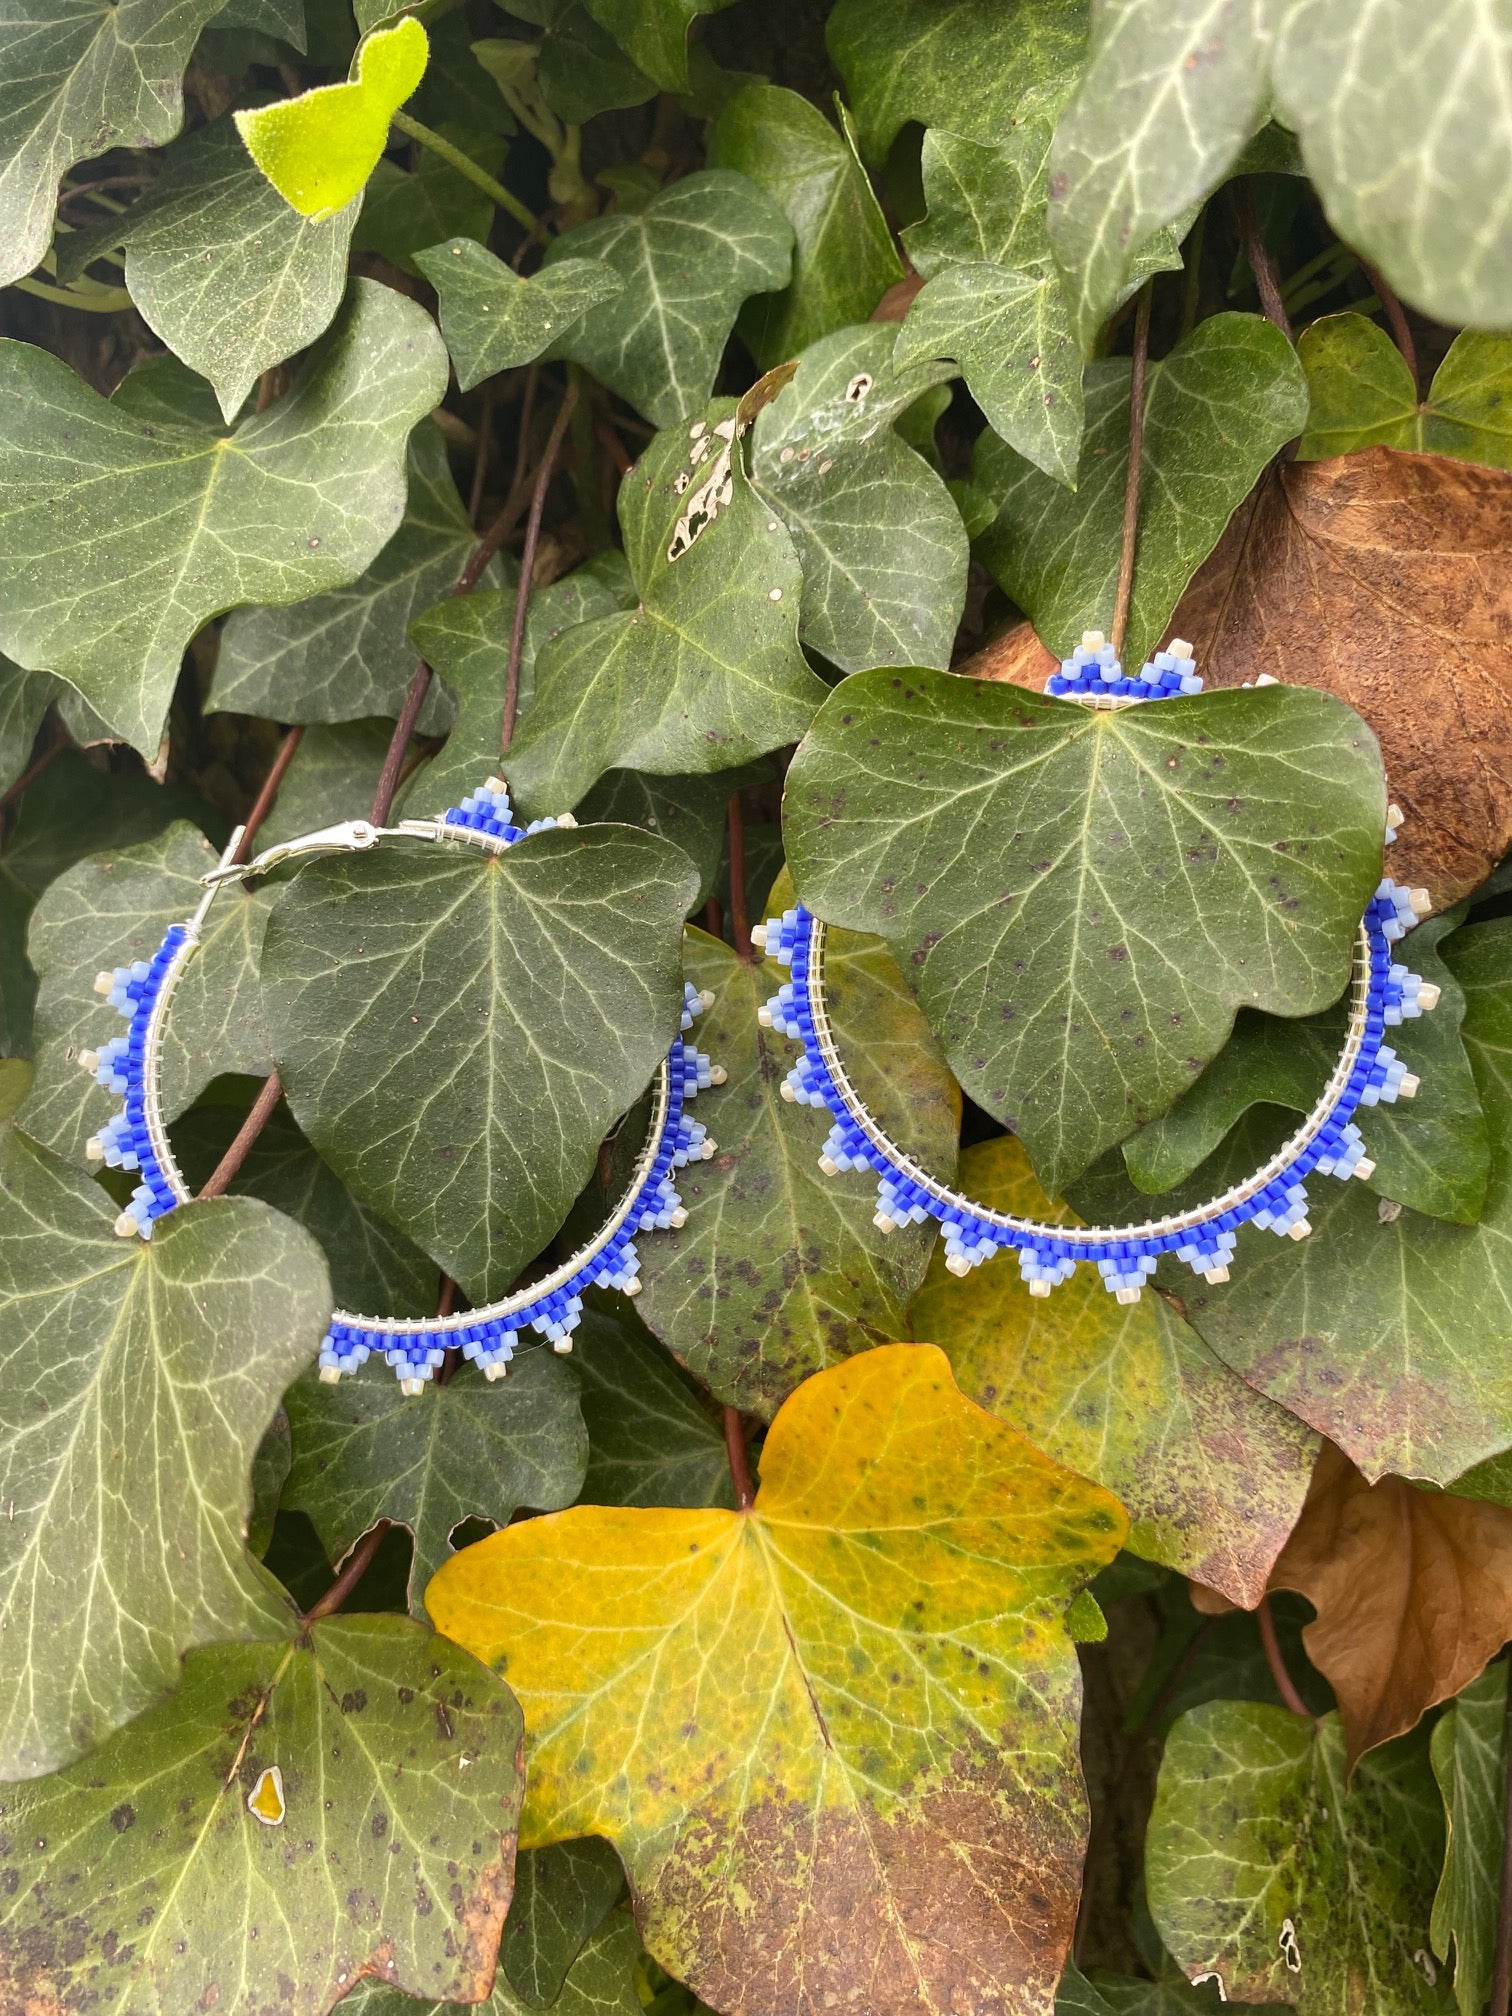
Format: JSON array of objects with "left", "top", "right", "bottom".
[
  {"left": 1174, "top": 446, "right": 1512, "bottom": 905},
  {"left": 957, "top": 618, "right": 1059, "bottom": 687},
  {"left": 1268, "top": 1441, "right": 1512, "bottom": 1769}
]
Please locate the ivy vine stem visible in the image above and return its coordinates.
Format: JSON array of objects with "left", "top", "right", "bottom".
[
  {"left": 727, "top": 792, "right": 753, "bottom": 960},
  {"left": 390, "top": 110, "right": 539, "bottom": 234},
  {"left": 301, "top": 1520, "right": 394, "bottom": 1625},
  {"left": 724, "top": 1407, "right": 755, "bottom": 1509},
  {"left": 1361, "top": 260, "right": 1421, "bottom": 399},
  {"left": 503, "top": 380, "right": 578, "bottom": 756},
  {"left": 1256, "top": 1594, "right": 1312, "bottom": 1718},
  {"left": 1491, "top": 1659, "right": 1512, "bottom": 2016},
  {"left": 1109, "top": 283, "right": 1152, "bottom": 659},
  {"left": 1235, "top": 178, "right": 1294, "bottom": 341}
]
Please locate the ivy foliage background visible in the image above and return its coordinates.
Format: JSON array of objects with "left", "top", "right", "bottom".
[{"left": 2, "top": 2, "right": 1512, "bottom": 2014}]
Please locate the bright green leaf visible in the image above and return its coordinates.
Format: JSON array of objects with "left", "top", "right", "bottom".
[
  {"left": 541, "top": 173, "right": 793, "bottom": 427},
  {"left": 0, "top": 0, "right": 225, "bottom": 290},
  {"left": 749, "top": 325, "right": 968, "bottom": 671},
  {"left": 212, "top": 418, "right": 487, "bottom": 736},
  {"left": 578, "top": 0, "right": 736, "bottom": 93},
  {"left": 634, "top": 918, "right": 959, "bottom": 1419},
  {"left": 414, "top": 238, "right": 625, "bottom": 393},
  {"left": 429, "top": 1343, "right": 1126, "bottom": 2016},
  {"left": 259, "top": 825, "right": 698, "bottom": 1300},
  {"left": 1270, "top": 0, "right": 1512, "bottom": 330},
  {"left": 1046, "top": 0, "right": 1272, "bottom": 353},
  {"left": 1299, "top": 316, "right": 1512, "bottom": 470},
  {"left": 170, "top": 1095, "right": 438, "bottom": 1319},
  {"left": 1123, "top": 906, "right": 1491, "bottom": 1224},
  {"left": 235, "top": 15, "right": 429, "bottom": 219},
  {"left": 826, "top": 0, "right": 1088, "bottom": 164},
  {"left": 0, "top": 1111, "right": 332, "bottom": 1775},
  {"left": 0, "top": 1616, "right": 523, "bottom": 2012},
  {"left": 504, "top": 400, "right": 826, "bottom": 817},
  {"left": 911, "top": 1135, "right": 1317, "bottom": 1606},
  {"left": 58, "top": 113, "right": 360, "bottom": 422},
  {"left": 707, "top": 85, "right": 903, "bottom": 369},
  {"left": 0, "top": 279, "right": 448, "bottom": 759},
  {"left": 1180, "top": 919, "right": 1512, "bottom": 1484},
  {"left": 1431, "top": 1661, "right": 1507, "bottom": 2016},
  {"left": 571, "top": 1302, "right": 735, "bottom": 1509},
  {"left": 1147, "top": 1703, "right": 1450, "bottom": 2014},
  {"left": 283, "top": 1349, "right": 587, "bottom": 1619},
  {"left": 786, "top": 673, "right": 1385, "bottom": 1194},
  {"left": 976, "top": 312, "right": 1309, "bottom": 669}
]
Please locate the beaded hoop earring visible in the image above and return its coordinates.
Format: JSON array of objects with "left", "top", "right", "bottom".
[
  {"left": 81, "top": 779, "right": 722, "bottom": 1394},
  {"left": 758, "top": 636, "right": 1439, "bottom": 1303}
]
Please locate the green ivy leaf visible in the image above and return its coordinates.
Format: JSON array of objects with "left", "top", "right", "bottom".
[
  {"left": 1270, "top": 0, "right": 1512, "bottom": 330},
  {"left": 498, "top": 1838, "right": 626, "bottom": 2007},
  {"left": 1181, "top": 918, "right": 1512, "bottom": 1484},
  {"left": 212, "top": 419, "right": 487, "bottom": 736},
  {"left": 786, "top": 674, "right": 1385, "bottom": 1195},
  {"left": 0, "top": 279, "right": 447, "bottom": 759},
  {"left": 634, "top": 919, "right": 959, "bottom": 1418},
  {"left": 542, "top": 173, "right": 793, "bottom": 427},
  {"left": 825, "top": 0, "right": 1087, "bottom": 164},
  {"left": 235, "top": 15, "right": 429, "bottom": 218},
  {"left": 487, "top": 7, "right": 655, "bottom": 124},
  {"left": 259, "top": 825, "right": 698, "bottom": 1300},
  {"left": 0, "top": 656, "right": 58, "bottom": 797},
  {"left": 170, "top": 1095, "right": 438, "bottom": 1318},
  {"left": 0, "top": 752, "right": 213, "bottom": 1058},
  {"left": 577, "top": 0, "right": 735, "bottom": 92},
  {"left": 283, "top": 1350, "right": 586, "bottom": 1619},
  {"left": 1147, "top": 1703, "right": 1450, "bottom": 2015},
  {"left": 749, "top": 325, "right": 967, "bottom": 672},
  {"left": 1299, "top": 316, "right": 1512, "bottom": 469},
  {"left": 19, "top": 823, "right": 272, "bottom": 1167},
  {"left": 0, "top": 0, "right": 225, "bottom": 290},
  {"left": 257, "top": 720, "right": 408, "bottom": 847},
  {"left": 1060, "top": 1967, "right": 1263, "bottom": 2014},
  {"left": 1430, "top": 1662, "right": 1507, "bottom": 2016},
  {"left": 353, "top": 124, "right": 501, "bottom": 277},
  {"left": 0, "top": 1615, "right": 524, "bottom": 2013},
  {"left": 1123, "top": 906, "right": 1491, "bottom": 1225},
  {"left": 1045, "top": 0, "right": 1271, "bottom": 353},
  {"left": 707, "top": 85, "right": 903, "bottom": 369},
  {"left": 503, "top": 400, "right": 826, "bottom": 817},
  {"left": 976, "top": 312, "right": 1308, "bottom": 669},
  {"left": 57, "top": 114, "right": 360, "bottom": 422},
  {"left": 911, "top": 1136, "right": 1317, "bottom": 1607},
  {"left": 571, "top": 1302, "right": 734, "bottom": 1509},
  {"left": 0, "top": 1111, "right": 332, "bottom": 1774},
  {"left": 346, "top": 1899, "right": 646, "bottom": 2016},
  {"left": 215, "top": 0, "right": 308, "bottom": 43},
  {"left": 414, "top": 238, "right": 625, "bottom": 392}
]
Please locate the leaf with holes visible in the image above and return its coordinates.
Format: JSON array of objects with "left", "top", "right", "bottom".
[
  {"left": 503, "top": 400, "right": 826, "bottom": 816},
  {"left": 0, "top": 1615, "right": 523, "bottom": 2014},
  {"left": 748, "top": 325, "right": 967, "bottom": 672},
  {"left": 826, "top": 0, "right": 1087, "bottom": 163},
  {"left": 977, "top": 313, "right": 1308, "bottom": 671},
  {"left": 785, "top": 670, "right": 1385, "bottom": 1195},
  {"left": 58, "top": 113, "right": 361, "bottom": 422},
  {"left": 0, "top": 279, "right": 447, "bottom": 759},
  {"left": 0, "top": 1109, "right": 331, "bottom": 1776},
  {"left": 0, "top": 0, "right": 226, "bottom": 290},
  {"left": 1431, "top": 1661, "right": 1507, "bottom": 2016},
  {"left": 259, "top": 824, "right": 697, "bottom": 1300},
  {"left": 634, "top": 916, "right": 958, "bottom": 1417},
  {"left": 541, "top": 173, "right": 793, "bottom": 427},
  {"left": 415, "top": 238, "right": 624, "bottom": 392},
  {"left": 1122, "top": 905, "right": 1490, "bottom": 1225},
  {"left": 1298, "top": 318, "right": 1512, "bottom": 468},
  {"left": 911, "top": 1136, "right": 1317, "bottom": 1607},
  {"left": 1173, "top": 447, "right": 1512, "bottom": 907},
  {"left": 283, "top": 1349, "right": 587, "bottom": 1619},
  {"left": 1179, "top": 920, "right": 1512, "bottom": 1487},
  {"left": 428, "top": 1343, "right": 1125, "bottom": 2016},
  {"left": 707, "top": 85, "right": 903, "bottom": 369},
  {"left": 213, "top": 418, "right": 493, "bottom": 735},
  {"left": 18, "top": 822, "right": 272, "bottom": 1167},
  {"left": 1147, "top": 1703, "right": 1451, "bottom": 2015}
]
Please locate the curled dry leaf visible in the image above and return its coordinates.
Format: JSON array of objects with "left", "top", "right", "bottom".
[
  {"left": 1268, "top": 1442, "right": 1512, "bottom": 1770},
  {"left": 956, "top": 618, "right": 1059, "bottom": 687},
  {"left": 1173, "top": 446, "right": 1512, "bottom": 906}
]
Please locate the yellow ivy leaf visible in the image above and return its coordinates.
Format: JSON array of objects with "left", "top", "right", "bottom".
[
  {"left": 911, "top": 1136, "right": 1318, "bottom": 1609},
  {"left": 235, "top": 18, "right": 429, "bottom": 220},
  {"left": 427, "top": 1342, "right": 1125, "bottom": 2016}
]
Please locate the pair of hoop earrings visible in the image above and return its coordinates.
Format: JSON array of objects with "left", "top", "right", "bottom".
[{"left": 79, "top": 639, "right": 1436, "bottom": 1396}]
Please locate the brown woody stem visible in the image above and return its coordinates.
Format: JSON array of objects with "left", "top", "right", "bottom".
[
  {"left": 727, "top": 793, "right": 753, "bottom": 960},
  {"left": 1362, "top": 261, "right": 1420, "bottom": 399},
  {"left": 503, "top": 382, "right": 578, "bottom": 756},
  {"left": 1257, "top": 1594, "right": 1312, "bottom": 1718},
  {"left": 236, "top": 725, "right": 303, "bottom": 861},
  {"left": 1491, "top": 1659, "right": 1512, "bottom": 2016},
  {"left": 1236, "top": 179, "right": 1294, "bottom": 341},
  {"left": 302, "top": 1520, "right": 393, "bottom": 1624},
  {"left": 724, "top": 1407, "right": 755, "bottom": 1509},
  {"left": 197, "top": 1072, "right": 283, "bottom": 1199},
  {"left": 1110, "top": 285, "right": 1153, "bottom": 659}
]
